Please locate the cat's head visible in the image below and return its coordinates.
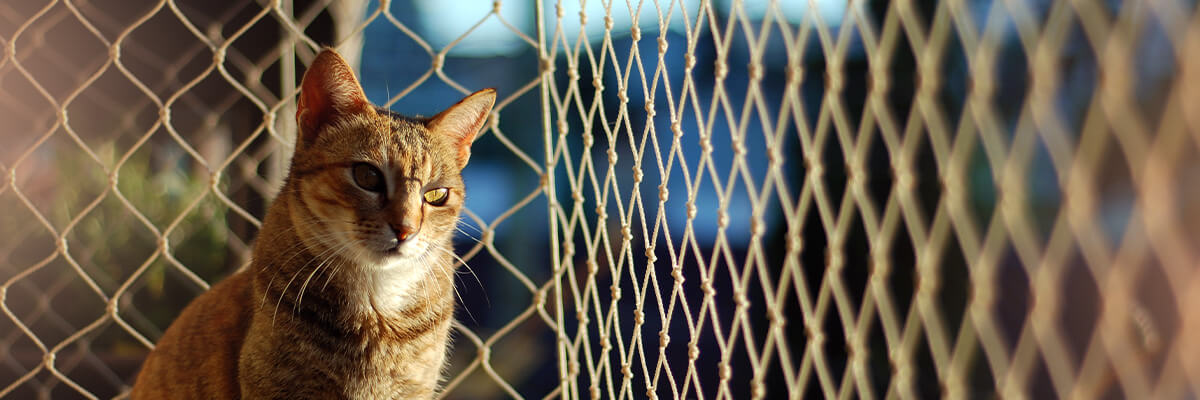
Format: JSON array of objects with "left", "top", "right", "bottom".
[{"left": 284, "top": 49, "right": 494, "bottom": 270}]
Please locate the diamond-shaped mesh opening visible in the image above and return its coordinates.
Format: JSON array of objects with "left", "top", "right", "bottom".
[
  {"left": 0, "top": 199, "right": 56, "bottom": 283},
  {"left": 1057, "top": 250, "right": 1100, "bottom": 369},
  {"left": 992, "top": 247, "right": 1031, "bottom": 352},
  {"left": 0, "top": 72, "right": 55, "bottom": 166},
  {"left": 1130, "top": 12, "right": 1178, "bottom": 127},
  {"left": 65, "top": 70, "right": 161, "bottom": 154},
  {"left": 66, "top": 194, "right": 158, "bottom": 294},
  {"left": 0, "top": 2, "right": 47, "bottom": 39},
  {"left": 991, "top": 32, "right": 1032, "bottom": 133},
  {"left": 18, "top": 134, "right": 112, "bottom": 230},
  {"left": 70, "top": 0, "right": 162, "bottom": 41},
  {"left": 0, "top": 313, "right": 41, "bottom": 385},
  {"left": 1130, "top": 257, "right": 1177, "bottom": 381},
  {"left": 909, "top": 131, "right": 943, "bottom": 225},
  {"left": 8, "top": 5, "right": 108, "bottom": 104},
  {"left": 4, "top": 370, "right": 58, "bottom": 400},
  {"left": 52, "top": 327, "right": 131, "bottom": 400},
  {"left": 817, "top": 287, "right": 849, "bottom": 393},
  {"left": 168, "top": 194, "right": 238, "bottom": 284},
  {"left": 477, "top": 313, "right": 560, "bottom": 399},
  {"left": 1027, "top": 354, "right": 1058, "bottom": 399},
  {"left": 911, "top": 332, "right": 942, "bottom": 398},
  {"left": 123, "top": 258, "right": 209, "bottom": 341},
  {"left": 1023, "top": 136, "right": 1064, "bottom": 240},
  {"left": 441, "top": 363, "right": 509, "bottom": 400},
  {"left": 930, "top": 22, "right": 969, "bottom": 142},
  {"left": 935, "top": 236, "right": 970, "bottom": 344},
  {"left": 884, "top": 203, "right": 918, "bottom": 324},
  {"left": 5, "top": 260, "right": 105, "bottom": 352}
]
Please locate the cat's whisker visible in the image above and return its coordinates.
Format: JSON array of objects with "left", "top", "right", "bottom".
[
  {"left": 429, "top": 255, "right": 474, "bottom": 324},
  {"left": 296, "top": 237, "right": 350, "bottom": 306},
  {"left": 252, "top": 215, "right": 349, "bottom": 250},
  {"left": 438, "top": 256, "right": 477, "bottom": 324},
  {"left": 455, "top": 219, "right": 484, "bottom": 235},
  {"left": 429, "top": 245, "right": 485, "bottom": 300},
  {"left": 419, "top": 249, "right": 451, "bottom": 319},
  {"left": 258, "top": 228, "right": 355, "bottom": 311},
  {"left": 321, "top": 246, "right": 361, "bottom": 291},
  {"left": 456, "top": 219, "right": 483, "bottom": 232},
  {"left": 295, "top": 238, "right": 356, "bottom": 315},
  {"left": 414, "top": 251, "right": 433, "bottom": 318},
  {"left": 273, "top": 232, "right": 352, "bottom": 324},
  {"left": 259, "top": 228, "right": 357, "bottom": 313},
  {"left": 426, "top": 244, "right": 490, "bottom": 311},
  {"left": 454, "top": 227, "right": 481, "bottom": 244}
]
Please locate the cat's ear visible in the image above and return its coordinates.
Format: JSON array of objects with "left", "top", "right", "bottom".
[
  {"left": 426, "top": 88, "right": 496, "bottom": 168},
  {"left": 296, "top": 49, "right": 373, "bottom": 147}
]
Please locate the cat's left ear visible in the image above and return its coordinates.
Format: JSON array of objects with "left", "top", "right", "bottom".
[
  {"left": 426, "top": 88, "right": 496, "bottom": 168},
  {"left": 296, "top": 49, "right": 374, "bottom": 148}
]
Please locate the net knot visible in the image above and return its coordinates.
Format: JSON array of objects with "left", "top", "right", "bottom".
[{"left": 432, "top": 53, "right": 445, "bottom": 70}]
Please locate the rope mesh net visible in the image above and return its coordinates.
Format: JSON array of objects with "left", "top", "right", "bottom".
[{"left": 2, "top": 0, "right": 1200, "bottom": 398}]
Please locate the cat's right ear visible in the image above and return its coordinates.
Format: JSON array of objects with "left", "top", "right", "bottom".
[
  {"left": 296, "top": 49, "right": 373, "bottom": 148},
  {"left": 426, "top": 88, "right": 496, "bottom": 169}
]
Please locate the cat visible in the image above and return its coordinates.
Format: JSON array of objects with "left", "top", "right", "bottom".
[{"left": 130, "top": 48, "right": 495, "bottom": 399}]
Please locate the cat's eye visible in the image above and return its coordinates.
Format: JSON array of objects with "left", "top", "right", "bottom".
[
  {"left": 423, "top": 188, "right": 450, "bottom": 206},
  {"left": 352, "top": 163, "right": 385, "bottom": 192}
]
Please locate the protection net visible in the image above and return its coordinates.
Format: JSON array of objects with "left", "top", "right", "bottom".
[{"left": 3, "top": 0, "right": 1200, "bottom": 399}]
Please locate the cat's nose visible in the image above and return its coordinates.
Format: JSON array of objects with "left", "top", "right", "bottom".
[{"left": 392, "top": 224, "right": 418, "bottom": 242}]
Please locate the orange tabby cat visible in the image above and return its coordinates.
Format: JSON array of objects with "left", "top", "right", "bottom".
[{"left": 130, "top": 49, "right": 495, "bottom": 399}]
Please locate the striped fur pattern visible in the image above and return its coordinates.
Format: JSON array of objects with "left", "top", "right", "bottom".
[{"left": 131, "top": 49, "right": 496, "bottom": 399}]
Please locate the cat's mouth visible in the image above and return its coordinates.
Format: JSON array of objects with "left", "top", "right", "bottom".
[
  {"left": 373, "top": 238, "right": 428, "bottom": 261},
  {"left": 383, "top": 243, "right": 405, "bottom": 255}
]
